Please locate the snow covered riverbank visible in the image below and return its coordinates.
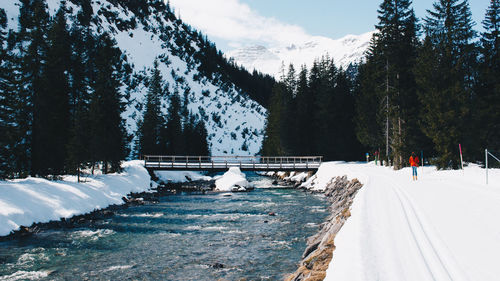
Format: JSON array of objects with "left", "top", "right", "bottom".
[
  {"left": 0, "top": 161, "right": 210, "bottom": 237},
  {"left": 309, "top": 162, "right": 500, "bottom": 281},
  {"left": 0, "top": 161, "right": 151, "bottom": 236}
]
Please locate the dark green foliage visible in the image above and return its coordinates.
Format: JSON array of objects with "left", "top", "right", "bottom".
[
  {"left": 33, "top": 8, "right": 71, "bottom": 176},
  {"left": 65, "top": 21, "right": 93, "bottom": 178},
  {"left": 137, "top": 60, "right": 166, "bottom": 156},
  {"left": 417, "top": 0, "right": 476, "bottom": 168},
  {"left": 164, "top": 87, "right": 184, "bottom": 154},
  {"left": 18, "top": 0, "right": 51, "bottom": 176},
  {"left": 89, "top": 32, "right": 129, "bottom": 173},
  {"left": 262, "top": 83, "right": 285, "bottom": 156},
  {"left": 476, "top": 0, "right": 500, "bottom": 152},
  {"left": 262, "top": 58, "right": 363, "bottom": 160},
  {"left": 355, "top": 0, "right": 423, "bottom": 169}
]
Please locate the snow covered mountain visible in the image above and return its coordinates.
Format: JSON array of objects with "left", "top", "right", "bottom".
[
  {"left": 227, "top": 32, "right": 374, "bottom": 78},
  {"left": 1, "top": 0, "right": 267, "bottom": 156}
]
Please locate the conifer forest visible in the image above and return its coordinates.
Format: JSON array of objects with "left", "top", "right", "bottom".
[{"left": 0, "top": 0, "right": 498, "bottom": 180}]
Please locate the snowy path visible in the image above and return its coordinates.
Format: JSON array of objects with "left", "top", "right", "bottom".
[{"left": 315, "top": 163, "right": 500, "bottom": 281}]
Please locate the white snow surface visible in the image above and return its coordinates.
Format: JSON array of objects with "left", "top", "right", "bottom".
[
  {"left": 0, "top": 160, "right": 208, "bottom": 237},
  {"left": 307, "top": 162, "right": 500, "bottom": 281},
  {"left": 215, "top": 167, "right": 248, "bottom": 191},
  {"left": 1, "top": 0, "right": 267, "bottom": 156},
  {"left": 155, "top": 170, "right": 211, "bottom": 183},
  {"left": 227, "top": 31, "right": 374, "bottom": 78}
]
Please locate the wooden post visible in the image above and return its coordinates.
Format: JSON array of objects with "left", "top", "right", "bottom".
[{"left": 172, "top": 156, "right": 175, "bottom": 168}]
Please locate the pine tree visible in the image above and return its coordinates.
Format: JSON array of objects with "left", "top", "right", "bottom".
[
  {"left": 193, "top": 119, "right": 209, "bottom": 155},
  {"left": 262, "top": 83, "right": 285, "bottom": 156},
  {"left": 418, "top": 0, "right": 476, "bottom": 168},
  {"left": 89, "top": 32, "right": 129, "bottom": 174},
  {"left": 294, "top": 65, "right": 311, "bottom": 155},
  {"left": 137, "top": 60, "right": 166, "bottom": 156},
  {"left": 0, "top": 8, "right": 15, "bottom": 178},
  {"left": 66, "top": 18, "right": 94, "bottom": 179},
  {"left": 477, "top": 0, "right": 500, "bottom": 152},
  {"left": 17, "top": 0, "right": 50, "bottom": 176},
  {"left": 36, "top": 7, "right": 71, "bottom": 175},
  {"left": 374, "top": 0, "right": 421, "bottom": 169},
  {"left": 165, "top": 86, "right": 183, "bottom": 154}
]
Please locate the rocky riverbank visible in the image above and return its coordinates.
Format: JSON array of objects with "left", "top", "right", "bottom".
[{"left": 267, "top": 171, "right": 363, "bottom": 281}]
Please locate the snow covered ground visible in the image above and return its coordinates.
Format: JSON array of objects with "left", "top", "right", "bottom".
[
  {"left": 308, "top": 162, "right": 500, "bottom": 281},
  {"left": 214, "top": 167, "right": 249, "bottom": 191},
  {"left": 0, "top": 161, "right": 207, "bottom": 237}
]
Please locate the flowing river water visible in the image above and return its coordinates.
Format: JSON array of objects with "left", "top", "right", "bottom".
[{"left": 0, "top": 175, "right": 329, "bottom": 281}]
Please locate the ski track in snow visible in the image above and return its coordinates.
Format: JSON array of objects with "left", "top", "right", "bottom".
[{"left": 321, "top": 163, "right": 500, "bottom": 281}]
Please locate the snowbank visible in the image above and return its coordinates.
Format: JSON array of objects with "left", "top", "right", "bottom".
[
  {"left": 312, "top": 162, "right": 500, "bottom": 281},
  {"left": 0, "top": 161, "right": 152, "bottom": 236},
  {"left": 155, "top": 171, "right": 211, "bottom": 183},
  {"left": 215, "top": 167, "right": 248, "bottom": 192}
]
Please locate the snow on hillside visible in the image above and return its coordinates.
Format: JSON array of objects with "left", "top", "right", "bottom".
[
  {"left": 227, "top": 31, "right": 374, "bottom": 78},
  {"left": 303, "top": 162, "right": 500, "bottom": 281},
  {"left": 1, "top": 0, "right": 267, "bottom": 156}
]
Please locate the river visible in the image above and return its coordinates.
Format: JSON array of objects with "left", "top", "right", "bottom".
[{"left": 0, "top": 175, "right": 329, "bottom": 281}]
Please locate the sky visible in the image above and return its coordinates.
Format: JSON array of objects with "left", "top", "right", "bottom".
[{"left": 168, "top": 0, "right": 491, "bottom": 52}]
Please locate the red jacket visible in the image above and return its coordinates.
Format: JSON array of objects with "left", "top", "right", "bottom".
[{"left": 409, "top": 156, "right": 419, "bottom": 167}]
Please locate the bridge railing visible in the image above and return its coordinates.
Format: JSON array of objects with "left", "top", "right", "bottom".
[{"left": 143, "top": 155, "right": 323, "bottom": 170}]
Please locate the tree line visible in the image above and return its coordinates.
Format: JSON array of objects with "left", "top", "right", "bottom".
[
  {"left": 0, "top": 0, "right": 210, "bottom": 179},
  {"left": 263, "top": 0, "right": 499, "bottom": 169},
  {"left": 262, "top": 60, "right": 363, "bottom": 160},
  {"left": 136, "top": 60, "right": 209, "bottom": 158}
]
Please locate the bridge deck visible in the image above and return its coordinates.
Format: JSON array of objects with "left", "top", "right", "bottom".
[{"left": 143, "top": 156, "right": 322, "bottom": 172}]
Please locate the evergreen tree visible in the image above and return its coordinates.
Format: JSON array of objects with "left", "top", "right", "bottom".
[
  {"left": 35, "top": 7, "right": 71, "bottom": 175},
  {"left": 418, "top": 0, "right": 476, "bottom": 168},
  {"left": 137, "top": 60, "right": 166, "bottom": 156},
  {"left": 193, "top": 119, "right": 210, "bottom": 155},
  {"left": 294, "top": 65, "right": 315, "bottom": 155},
  {"left": 89, "top": 32, "right": 129, "bottom": 174},
  {"left": 165, "top": 86, "right": 183, "bottom": 154},
  {"left": 17, "top": 0, "right": 50, "bottom": 176},
  {"left": 262, "top": 83, "right": 285, "bottom": 156},
  {"left": 0, "top": 8, "right": 15, "bottom": 178},
  {"left": 373, "top": 0, "right": 420, "bottom": 168},
  {"left": 477, "top": 0, "right": 500, "bottom": 152},
  {"left": 65, "top": 17, "right": 94, "bottom": 179}
]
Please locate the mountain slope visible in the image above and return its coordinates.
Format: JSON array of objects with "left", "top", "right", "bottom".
[
  {"left": 2, "top": 0, "right": 268, "bottom": 156},
  {"left": 227, "top": 31, "right": 374, "bottom": 77}
]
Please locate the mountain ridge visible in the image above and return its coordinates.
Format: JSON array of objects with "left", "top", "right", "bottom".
[{"left": 227, "top": 31, "right": 374, "bottom": 77}]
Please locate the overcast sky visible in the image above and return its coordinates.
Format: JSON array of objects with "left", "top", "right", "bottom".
[{"left": 168, "top": 0, "right": 491, "bottom": 52}]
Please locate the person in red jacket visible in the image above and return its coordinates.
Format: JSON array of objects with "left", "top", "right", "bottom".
[{"left": 409, "top": 152, "right": 420, "bottom": 181}]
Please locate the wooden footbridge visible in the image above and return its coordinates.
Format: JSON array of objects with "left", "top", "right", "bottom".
[{"left": 143, "top": 155, "right": 323, "bottom": 172}]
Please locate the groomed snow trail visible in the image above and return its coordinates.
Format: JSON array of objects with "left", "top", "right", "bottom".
[{"left": 318, "top": 162, "right": 500, "bottom": 281}]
